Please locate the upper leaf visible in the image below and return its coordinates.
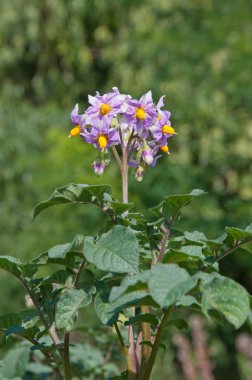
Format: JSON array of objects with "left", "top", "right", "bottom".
[
  {"left": 84, "top": 226, "right": 139, "bottom": 274},
  {"left": 34, "top": 183, "right": 112, "bottom": 218},
  {"left": 149, "top": 189, "right": 206, "bottom": 224}
]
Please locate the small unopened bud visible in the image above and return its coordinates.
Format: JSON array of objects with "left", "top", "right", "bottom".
[
  {"left": 92, "top": 161, "right": 105, "bottom": 176},
  {"left": 135, "top": 166, "right": 145, "bottom": 182},
  {"left": 142, "top": 144, "right": 153, "bottom": 165}
]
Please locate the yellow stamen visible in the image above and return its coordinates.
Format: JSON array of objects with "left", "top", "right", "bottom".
[
  {"left": 98, "top": 135, "right": 107, "bottom": 149},
  {"left": 162, "top": 125, "right": 175, "bottom": 134},
  {"left": 69, "top": 125, "right": 81, "bottom": 137},
  {"left": 135, "top": 107, "right": 146, "bottom": 120},
  {"left": 158, "top": 113, "right": 161, "bottom": 121},
  {"left": 100, "top": 103, "right": 111, "bottom": 115},
  {"left": 159, "top": 145, "right": 170, "bottom": 154}
]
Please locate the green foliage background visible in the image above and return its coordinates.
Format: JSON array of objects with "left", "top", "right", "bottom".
[{"left": 0, "top": 0, "right": 252, "bottom": 378}]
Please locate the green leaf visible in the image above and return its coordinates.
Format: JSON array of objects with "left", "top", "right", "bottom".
[
  {"left": 184, "top": 231, "right": 207, "bottom": 242},
  {"left": 26, "top": 362, "right": 53, "bottom": 374},
  {"left": 32, "top": 234, "right": 85, "bottom": 268},
  {"left": 34, "top": 183, "right": 112, "bottom": 218},
  {"left": 225, "top": 227, "right": 252, "bottom": 241},
  {"left": 48, "top": 234, "right": 85, "bottom": 259},
  {"left": 176, "top": 295, "right": 200, "bottom": 307},
  {"left": 201, "top": 274, "right": 250, "bottom": 328},
  {"left": 150, "top": 189, "right": 206, "bottom": 223},
  {"left": 94, "top": 294, "right": 118, "bottom": 326},
  {"left": 0, "top": 346, "right": 30, "bottom": 379},
  {"left": 84, "top": 226, "right": 139, "bottom": 274},
  {"left": 110, "top": 201, "right": 134, "bottom": 214},
  {"left": 0, "top": 310, "right": 38, "bottom": 330},
  {"left": 0, "top": 256, "right": 22, "bottom": 278},
  {"left": 163, "top": 250, "right": 201, "bottom": 264},
  {"left": 125, "top": 313, "right": 159, "bottom": 327},
  {"left": 56, "top": 288, "right": 92, "bottom": 331},
  {"left": 148, "top": 263, "right": 198, "bottom": 308},
  {"left": 109, "top": 271, "right": 150, "bottom": 302}
]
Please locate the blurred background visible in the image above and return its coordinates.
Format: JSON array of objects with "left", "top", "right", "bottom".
[{"left": 0, "top": 0, "right": 252, "bottom": 379}]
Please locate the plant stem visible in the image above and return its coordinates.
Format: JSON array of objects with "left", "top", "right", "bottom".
[
  {"left": 21, "top": 279, "right": 62, "bottom": 355},
  {"left": 73, "top": 259, "right": 86, "bottom": 287},
  {"left": 63, "top": 331, "right": 72, "bottom": 380},
  {"left": 157, "top": 225, "right": 171, "bottom": 263},
  {"left": 139, "top": 305, "right": 151, "bottom": 377},
  {"left": 142, "top": 308, "right": 171, "bottom": 380},
  {"left": 111, "top": 146, "right": 124, "bottom": 172},
  {"left": 17, "top": 333, "right": 63, "bottom": 378},
  {"left": 122, "top": 147, "right": 129, "bottom": 203},
  {"left": 117, "top": 142, "right": 137, "bottom": 379}
]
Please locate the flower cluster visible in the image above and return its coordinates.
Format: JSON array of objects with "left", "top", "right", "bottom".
[{"left": 69, "top": 88, "right": 176, "bottom": 180}]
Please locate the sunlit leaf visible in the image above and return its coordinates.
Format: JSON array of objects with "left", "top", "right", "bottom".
[{"left": 84, "top": 226, "right": 139, "bottom": 274}]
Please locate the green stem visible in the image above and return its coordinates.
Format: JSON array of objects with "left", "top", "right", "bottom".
[
  {"left": 142, "top": 308, "right": 171, "bottom": 380},
  {"left": 63, "top": 331, "right": 72, "bottom": 380},
  {"left": 73, "top": 259, "right": 86, "bottom": 287}
]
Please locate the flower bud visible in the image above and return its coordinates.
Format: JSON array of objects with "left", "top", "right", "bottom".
[
  {"left": 142, "top": 146, "right": 154, "bottom": 165},
  {"left": 92, "top": 161, "right": 105, "bottom": 176},
  {"left": 135, "top": 166, "right": 145, "bottom": 182}
]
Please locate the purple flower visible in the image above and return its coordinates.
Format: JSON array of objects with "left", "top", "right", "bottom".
[
  {"left": 85, "top": 87, "right": 125, "bottom": 123},
  {"left": 124, "top": 91, "right": 157, "bottom": 137},
  {"left": 150, "top": 109, "right": 174, "bottom": 145},
  {"left": 81, "top": 120, "right": 120, "bottom": 150},
  {"left": 69, "top": 104, "right": 85, "bottom": 137},
  {"left": 93, "top": 161, "right": 105, "bottom": 176}
]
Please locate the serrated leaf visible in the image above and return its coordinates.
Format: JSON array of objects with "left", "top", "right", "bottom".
[
  {"left": 148, "top": 263, "right": 198, "bottom": 308},
  {"left": 84, "top": 226, "right": 139, "bottom": 274},
  {"left": 34, "top": 183, "right": 112, "bottom": 218},
  {"left": 56, "top": 288, "right": 91, "bottom": 331},
  {"left": 0, "top": 256, "right": 22, "bottom": 278},
  {"left": 201, "top": 274, "right": 250, "bottom": 328}
]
